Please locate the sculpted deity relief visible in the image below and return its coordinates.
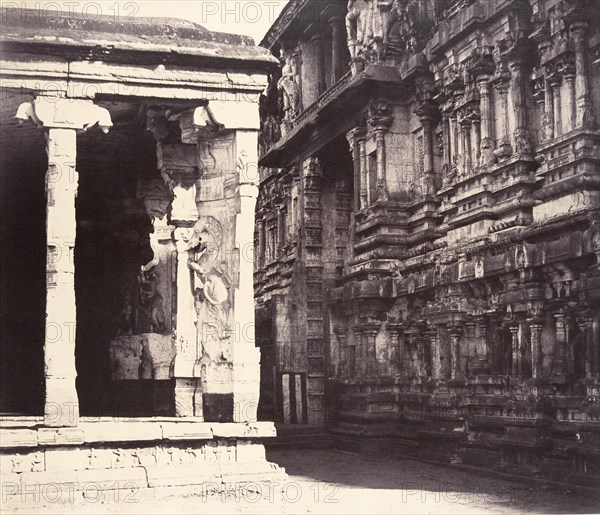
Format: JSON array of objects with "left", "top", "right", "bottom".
[
  {"left": 277, "top": 47, "right": 300, "bottom": 132},
  {"left": 186, "top": 216, "right": 232, "bottom": 363},
  {"left": 346, "top": 0, "right": 425, "bottom": 64}
]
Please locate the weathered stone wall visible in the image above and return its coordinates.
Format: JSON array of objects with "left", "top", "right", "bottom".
[{"left": 258, "top": 0, "right": 600, "bottom": 487}]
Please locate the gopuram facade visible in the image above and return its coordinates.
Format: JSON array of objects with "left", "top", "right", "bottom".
[
  {"left": 0, "top": 8, "right": 285, "bottom": 500},
  {"left": 257, "top": 0, "right": 600, "bottom": 487}
]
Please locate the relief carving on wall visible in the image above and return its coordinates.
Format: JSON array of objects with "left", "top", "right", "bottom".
[{"left": 186, "top": 216, "right": 233, "bottom": 363}]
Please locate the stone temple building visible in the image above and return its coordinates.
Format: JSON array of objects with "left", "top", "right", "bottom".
[
  {"left": 256, "top": 0, "right": 600, "bottom": 486},
  {"left": 0, "top": 8, "right": 286, "bottom": 499}
]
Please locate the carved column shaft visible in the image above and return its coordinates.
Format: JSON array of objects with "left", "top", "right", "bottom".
[
  {"left": 563, "top": 69, "right": 576, "bottom": 133},
  {"left": 461, "top": 120, "right": 472, "bottom": 173},
  {"left": 330, "top": 16, "right": 346, "bottom": 83},
  {"left": 347, "top": 127, "right": 366, "bottom": 210},
  {"left": 442, "top": 113, "right": 451, "bottom": 170},
  {"left": 477, "top": 77, "right": 495, "bottom": 161},
  {"left": 554, "top": 313, "right": 568, "bottom": 375},
  {"left": 543, "top": 75, "right": 554, "bottom": 140},
  {"left": 578, "top": 316, "right": 594, "bottom": 378},
  {"left": 508, "top": 57, "right": 530, "bottom": 154},
  {"left": 428, "top": 327, "right": 441, "bottom": 379},
  {"left": 528, "top": 318, "right": 543, "bottom": 380},
  {"left": 550, "top": 75, "right": 562, "bottom": 137},
  {"left": 45, "top": 127, "right": 79, "bottom": 427},
  {"left": 359, "top": 137, "right": 369, "bottom": 207},
  {"left": 449, "top": 325, "right": 462, "bottom": 379},
  {"left": 510, "top": 323, "right": 521, "bottom": 378},
  {"left": 571, "top": 22, "right": 596, "bottom": 128},
  {"left": 312, "top": 34, "right": 326, "bottom": 96},
  {"left": 375, "top": 129, "right": 389, "bottom": 201}
]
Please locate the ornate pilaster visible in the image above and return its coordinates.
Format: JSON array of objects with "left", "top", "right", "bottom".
[
  {"left": 559, "top": 58, "right": 576, "bottom": 133},
  {"left": 528, "top": 315, "right": 543, "bottom": 380},
  {"left": 415, "top": 93, "right": 440, "bottom": 195},
  {"left": 448, "top": 324, "right": 463, "bottom": 380},
  {"left": 548, "top": 70, "right": 562, "bottom": 137},
  {"left": 577, "top": 314, "right": 595, "bottom": 379},
  {"left": 368, "top": 101, "right": 393, "bottom": 202},
  {"left": 570, "top": 21, "right": 596, "bottom": 129},
  {"left": 492, "top": 47, "right": 512, "bottom": 159},
  {"left": 509, "top": 321, "right": 521, "bottom": 378},
  {"left": 346, "top": 126, "right": 367, "bottom": 210},
  {"left": 472, "top": 49, "right": 496, "bottom": 165},
  {"left": 312, "top": 34, "right": 326, "bottom": 96},
  {"left": 329, "top": 16, "right": 346, "bottom": 83},
  {"left": 554, "top": 313, "right": 568, "bottom": 375},
  {"left": 15, "top": 96, "right": 113, "bottom": 427},
  {"left": 428, "top": 326, "right": 441, "bottom": 380},
  {"left": 508, "top": 54, "right": 531, "bottom": 157}
]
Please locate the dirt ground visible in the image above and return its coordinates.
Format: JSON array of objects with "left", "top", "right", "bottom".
[{"left": 4, "top": 448, "right": 599, "bottom": 514}]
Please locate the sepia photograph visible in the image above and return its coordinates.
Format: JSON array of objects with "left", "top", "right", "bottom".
[{"left": 0, "top": 0, "right": 599, "bottom": 513}]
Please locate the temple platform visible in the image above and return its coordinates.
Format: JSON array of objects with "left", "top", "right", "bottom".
[{"left": 0, "top": 417, "right": 287, "bottom": 504}]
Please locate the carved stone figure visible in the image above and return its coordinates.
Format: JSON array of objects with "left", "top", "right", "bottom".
[
  {"left": 277, "top": 47, "right": 300, "bottom": 124},
  {"left": 187, "top": 217, "right": 232, "bottom": 362},
  {"left": 139, "top": 235, "right": 166, "bottom": 334}
]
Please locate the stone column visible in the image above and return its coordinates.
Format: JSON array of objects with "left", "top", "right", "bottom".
[
  {"left": 560, "top": 59, "right": 576, "bottom": 133},
  {"left": 428, "top": 326, "right": 441, "bottom": 380},
  {"left": 476, "top": 316, "right": 489, "bottom": 366},
  {"left": 257, "top": 218, "right": 266, "bottom": 269},
  {"left": 460, "top": 116, "right": 472, "bottom": 174},
  {"left": 173, "top": 227, "right": 202, "bottom": 417},
  {"left": 347, "top": 127, "right": 366, "bottom": 210},
  {"left": 471, "top": 117, "right": 481, "bottom": 167},
  {"left": 441, "top": 112, "right": 451, "bottom": 175},
  {"left": 477, "top": 75, "right": 496, "bottom": 164},
  {"left": 492, "top": 76, "right": 512, "bottom": 159},
  {"left": 353, "top": 328, "right": 365, "bottom": 376},
  {"left": 528, "top": 317, "right": 543, "bottom": 380},
  {"left": 508, "top": 56, "right": 531, "bottom": 156},
  {"left": 577, "top": 315, "right": 594, "bottom": 379},
  {"left": 368, "top": 102, "right": 392, "bottom": 202},
  {"left": 15, "top": 97, "right": 113, "bottom": 427},
  {"left": 449, "top": 113, "right": 458, "bottom": 173},
  {"left": 232, "top": 129, "right": 262, "bottom": 421},
  {"left": 543, "top": 72, "right": 555, "bottom": 140},
  {"left": 415, "top": 98, "right": 439, "bottom": 196},
  {"left": 329, "top": 16, "right": 346, "bottom": 83},
  {"left": 449, "top": 324, "right": 463, "bottom": 380},
  {"left": 554, "top": 313, "right": 568, "bottom": 375},
  {"left": 571, "top": 21, "right": 596, "bottom": 129},
  {"left": 549, "top": 72, "right": 562, "bottom": 137},
  {"left": 312, "top": 34, "right": 327, "bottom": 96},
  {"left": 509, "top": 322, "right": 521, "bottom": 378},
  {"left": 388, "top": 324, "right": 402, "bottom": 374},
  {"left": 364, "top": 325, "right": 379, "bottom": 375}
]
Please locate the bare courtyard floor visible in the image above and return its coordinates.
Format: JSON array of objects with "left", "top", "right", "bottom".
[{"left": 4, "top": 448, "right": 599, "bottom": 514}]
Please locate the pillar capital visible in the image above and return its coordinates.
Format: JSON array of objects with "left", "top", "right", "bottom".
[{"left": 16, "top": 97, "right": 113, "bottom": 132}]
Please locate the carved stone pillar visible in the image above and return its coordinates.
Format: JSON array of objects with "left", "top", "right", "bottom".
[
  {"left": 543, "top": 71, "right": 555, "bottom": 140},
  {"left": 571, "top": 21, "right": 596, "bottom": 129},
  {"left": 577, "top": 315, "right": 594, "bottom": 379},
  {"left": 460, "top": 116, "right": 472, "bottom": 174},
  {"left": 448, "top": 324, "right": 463, "bottom": 379},
  {"left": 528, "top": 316, "right": 543, "bottom": 380},
  {"left": 257, "top": 219, "right": 266, "bottom": 269},
  {"left": 16, "top": 97, "right": 113, "bottom": 427},
  {"left": 353, "top": 328, "right": 365, "bottom": 376},
  {"left": 509, "top": 322, "right": 521, "bottom": 378},
  {"left": 347, "top": 127, "right": 367, "bottom": 210},
  {"left": 364, "top": 325, "right": 379, "bottom": 375},
  {"left": 441, "top": 112, "right": 452, "bottom": 179},
  {"left": 476, "top": 74, "right": 496, "bottom": 165},
  {"left": 428, "top": 326, "right": 441, "bottom": 379},
  {"left": 492, "top": 77, "right": 512, "bottom": 159},
  {"left": 312, "top": 34, "right": 326, "bottom": 96},
  {"left": 277, "top": 206, "right": 286, "bottom": 256},
  {"left": 415, "top": 97, "right": 439, "bottom": 195},
  {"left": 449, "top": 113, "right": 458, "bottom": 174},
  {"left": 329, "top": 16, "right": 346, "bottom": 83},
  {"left": 388, "top": 323, "right": 402, "bottom": 374},
  {"left": 549, "top": 72, "right": 562, "bottom": 137},
  {"left": 172, "top": 228, "right": 202, "bottom": 417},
  {"left": 368, "top": 101, "right": 393, "bottom": 202},
  {"left": 508, "top": 56, "right": 531, "bottom": 156},
  {"left": 560, "top": 59, "right": 576, "bottom": 133},
  {"left": 475, "top": 315, "right": 490, "bottom": 367},
  {"left": 554, "top": 313, "right": 568, "bottom": 375}
]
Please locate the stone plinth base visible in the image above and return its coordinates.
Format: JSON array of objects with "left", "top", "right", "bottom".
[{"left": 0, "top": 418, "right": 286, "bottom": 508}]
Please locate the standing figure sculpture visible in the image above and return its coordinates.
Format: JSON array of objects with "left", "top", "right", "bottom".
[
  {"left": 187, "top": 217, "right": 232, "bottom": 363},
  {"left": 277, "top": 47, "right": 300, "bottom": 134}
]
